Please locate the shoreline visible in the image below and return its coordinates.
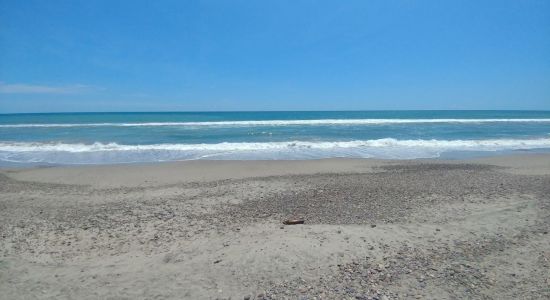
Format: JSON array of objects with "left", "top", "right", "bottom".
[
  {"left": 3, "top": 152, "right": 550, "bottom": 186},
  {"left": 2, "top": 147, "right": 550, "bottom": 169},
  {"left": 1, "top": 153, "right": 549, "bottom": 299}
]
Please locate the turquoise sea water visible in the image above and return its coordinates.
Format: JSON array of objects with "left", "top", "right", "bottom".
[{"left": 1, "top": 111, "right": 550, "bottom": 164}]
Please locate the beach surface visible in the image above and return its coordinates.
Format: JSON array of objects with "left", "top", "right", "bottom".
[{"left": 1, "top": 154, "right": 549, "bottom": 299}]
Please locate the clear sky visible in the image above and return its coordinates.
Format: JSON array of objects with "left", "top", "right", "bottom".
[{"left": 1, "top": 0, "right": 549, "bottom": 113}]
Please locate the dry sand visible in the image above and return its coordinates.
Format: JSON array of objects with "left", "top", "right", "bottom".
[{"left": 1, "top": 154, "right": 549, "bottom": 299}]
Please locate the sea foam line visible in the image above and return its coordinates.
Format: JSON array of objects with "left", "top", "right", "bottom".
[
  {"left": 2, "top": 118, "right": 550, "bottom": 128},
  {"left": 1, "top": 138, "right": 550, "bottom": 152}
]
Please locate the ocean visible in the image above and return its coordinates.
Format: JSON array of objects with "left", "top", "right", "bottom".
[{"left": 1, "top": 110, "right": 550, "bottom": 165}]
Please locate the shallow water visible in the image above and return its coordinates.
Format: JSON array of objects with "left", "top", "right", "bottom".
[{"left": 1, "top": 110, "right": 550, "bottom": 164}]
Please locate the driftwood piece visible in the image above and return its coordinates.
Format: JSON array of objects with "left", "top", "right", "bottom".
[{"left": 283, "top": 219, "right": 305, "bottom": 225}]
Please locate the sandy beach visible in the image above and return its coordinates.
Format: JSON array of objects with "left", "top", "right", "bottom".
[{"left": 1, "top": 154, "right": 549, "bottom": 299}]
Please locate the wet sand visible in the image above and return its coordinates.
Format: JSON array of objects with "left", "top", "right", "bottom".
[{"left": 1, "top": 154, "right": 549, "bottom": 299}]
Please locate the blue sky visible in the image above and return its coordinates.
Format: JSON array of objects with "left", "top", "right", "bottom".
[{"left": 1, "top": 0, "right": 549, "bottom": 113}]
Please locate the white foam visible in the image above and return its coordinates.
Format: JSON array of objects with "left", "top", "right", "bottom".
[
  {"left": 1, "top": 138, "right": 549, "bottom": 152},
  {"left": 2, "top": 118, "right": 550, "bottom": 128},
  {"left": 1, "top": 138, "right": 549, "bottom": 164}
]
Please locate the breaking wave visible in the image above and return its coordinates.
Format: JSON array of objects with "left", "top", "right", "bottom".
[{"left": 1, "top": 138, "right": 549, "bottom": 164}]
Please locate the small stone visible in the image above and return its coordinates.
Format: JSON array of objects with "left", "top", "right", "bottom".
[
  {"left": 244, "top": 295, "right": 251, "bottom": 300},
  {"left": 213, "top": 259, "right": 222, "bottom": 264},
  {"left": 163, "top": 253, "right": 175, "bottom": 263},
  {"left": 371, "top": 224, "right": 377, "bottom": 228}
]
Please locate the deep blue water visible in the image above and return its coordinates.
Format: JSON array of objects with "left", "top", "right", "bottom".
[{"left": 1, "top": 111, "right": 550, "bottom": 164}]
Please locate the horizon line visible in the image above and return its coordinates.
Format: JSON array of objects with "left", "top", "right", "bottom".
[{"left": 2, "top": 109, "right": 550, "bottom": 115}]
